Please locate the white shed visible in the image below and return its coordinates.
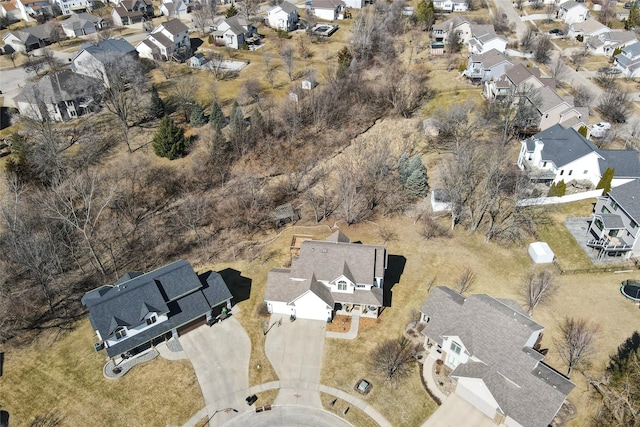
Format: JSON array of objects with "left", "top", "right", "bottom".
[{"left": 528, "top": 242, "right": 555, "bottom": 264}]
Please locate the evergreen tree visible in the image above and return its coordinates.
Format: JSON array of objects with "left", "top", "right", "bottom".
[
  {"left": 406, "top": 166, "right": 429, "bottom": 200},
  {"left": 337, "top": 46, "right": 352, "bottom": 71},
  {"left": 398, "top": 153, "right": 410, "bottom": 184},
  {"left": 229, "top": 100, "right": 245, "bottom": 133},
  {"left": 190, "top": 103, "right": 207, "bottom": 127},
  {"left": 210, "top": 100, "right": 225, "bottom": 131},
  {"left": 149, "top": 86, "right": 165, "bottom": 118},
  {"left": 548, "top": 182, "right": 557, "bottom": 197},
  {"left": 225, "top": 3, "right": 238, "bottom": 18},
  {"left": 152, "top": 116, "right": 189, "bottom": 160},
  {"left": 548, "top": 180, "right": 566, "bottom": 197},
  {"left": 596, "top": 167, "right": 615, "bottom": 195},
  {"left": 628, "top": 3, "right": 640, "bottom": 30},
  {"left": 416, "top": 0, "right": 435, "bottom": 30},
  {"left": 578, "top": 125, "right": 588, "bottom": 138}
]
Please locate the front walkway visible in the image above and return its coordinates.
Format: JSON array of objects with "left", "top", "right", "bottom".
[
  {"left": 422, "top": 353, "right": 448, "bottom": 403},
  {"left": 326, "top": 314, "right": 360, "bottom": 340}
]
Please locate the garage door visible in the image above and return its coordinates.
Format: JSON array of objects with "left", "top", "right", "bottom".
[
  {"left": 177, "top": 315, "right": 206, "bottom": 335},
  {"left": 455, "top": 381, "right": 498, "bottom": 420}
]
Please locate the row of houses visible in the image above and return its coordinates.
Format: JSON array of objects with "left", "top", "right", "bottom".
[
  {"left": 431, "top": 15, "right": 507, "bottom": 55},
  {"left": 0, "top": 0, "right": 92, "bottom": 22}
]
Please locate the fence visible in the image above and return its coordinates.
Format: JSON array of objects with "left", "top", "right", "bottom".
[
  {"left": 517, "top": 189, "right": 604, "bottom": 207},
  {"left": 551, "top": 259, "right": 639, "bottom": 275}
]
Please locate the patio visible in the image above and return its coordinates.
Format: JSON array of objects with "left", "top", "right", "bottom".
[{"left": 565, "top": 217, "right": 635, "bottom": 265}]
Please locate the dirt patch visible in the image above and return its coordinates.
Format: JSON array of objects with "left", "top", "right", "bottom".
[{"left": 327, "top": 315, "right": 352, "bottom": 332}]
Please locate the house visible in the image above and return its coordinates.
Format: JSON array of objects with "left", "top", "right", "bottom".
[
  {"left": 266, "top": 1, "right": 299, "bottom": 31},
  {"left": 468, "top": 24, "right": 507, "bottom": 54},
  {"left": 517, "top": 124, "right": 640, "bottom": 187},
  {"left": 72, "top": 38, "right": 137, "bottom": 85},
  {"left": 52, "top": 0, "right": 93, "bottom": 16},
  {"left": 61, "top": 13, "right": 105, "bottom": 37},
  {"left": 82, "top": 260, "right": 233, "bottom": 359},
  {"left": 483, "top": 63, "right": 553, "bottom": 99},
  {"left": 431, "top": 15, "right": 471, "bottom": 45},
  {"left": 264, "top": 230, "right": 387, "bottom": 321},
  {"left": 567, "top": 18, "right": 610, "bottom": 40},
  {"left": 433, "top": 0, "right": 469, "bottom": 12},
  {"left": 616, "top": 11, "right": 630, "bottom": 22},
  {"left": 530, "top": 86, "right": 585, "bottom": 131},
  {"left": 189, "top": 52, "right": 206, "bottom": 67},
  {"left": 343, "top": 0, "right": 369, "bottom": 8},
  {"left": 159, "top": 0, "right": 187, "bottom": 17},
  {"left": 13, "top": 71, "right": 102, "bottom": 121},
  {"left": 136, "top": 18, "right": 189, "bottom": 60},
  {"left": 0, "top": 2, "right": 21, "bottom": 21},
  {"left": 111, "top": 0, "right": 153, "bottom": 26},
  {"left": 420, "top": 287, "right": 575, "bottom": 427},
  {"left": 587, "top": 179, "right": 640, "bottom": 260},
  {"left": 310, "top": 0, "right": 344, "bottom": 21},
  {"left": 587, "top": 30, "right": 638, "bottom": 56},
  {"left": 558, "top": 0, "right": 589, "bottom": 25},
  {"left": 2, "top": 22, "right": 57, "bottom": 52},
  {"left": 464, "top": 49, "right": 513, "bottom": 82},
  {"left": 614, "top": 42, "right": 640, "bottom": 77},
  {"left": 212, "top": 15, "right": 258, "bottom": 49},
  {"left": 13, "top": 0, "right": 51, "bottom": 22}
]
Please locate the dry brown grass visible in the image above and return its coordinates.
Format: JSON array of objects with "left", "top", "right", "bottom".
[
  {"left": 0, "top": 320, "right": 203, "bottom": 426},
  {"left": 320, "top": 391, "right": 376, "bottom": 427}
]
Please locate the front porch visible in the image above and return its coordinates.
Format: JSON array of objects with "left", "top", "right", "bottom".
[{"left": 334, "top": 302, "right": 380, "bottom": 318}]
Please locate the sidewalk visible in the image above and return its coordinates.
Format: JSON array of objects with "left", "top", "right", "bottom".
[
  {"left": 326, "top": 314, "right": 360, "bottom": 340},
  {"left": 422, "top": 353, "right": 448, "bottom": 403}
]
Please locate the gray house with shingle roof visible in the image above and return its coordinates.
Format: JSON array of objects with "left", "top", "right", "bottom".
[
  {"left": 587, "top": 179, "right": 640, "bottom": 260},
  {"left": 518, "top": 124, "right": 640, "bottom": 187},
  {"left": 82, "top": 259, "right": 232, "bottom": 359},
  {"left": 72, "top": 38, "right": 137, "bottom": 86},
  {"left": 420, "top": 287, "right": 575, "bottom": 427},
  {"left": 264, "top": 231, "right": 387, "bottom": 321}
]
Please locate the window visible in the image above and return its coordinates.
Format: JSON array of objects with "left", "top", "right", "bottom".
[
  {"left": 584, "top": 170, "right": 588, "bottom": 174},
  {"left": 450, "top": 341, "right": 462, "bottom": 355},
  {"left": 595, "top": 219, "right": 604, "bottom": 231},
  {"left": 146, "top": 315, "right": 157, "bottom": 325},
  {"left": 356, "top": 284, "right": 365, "bottom": 288},
  {"left": 609, "top": 229, "right": 619, "bottom": 237},
  {"left": 568, "top": 170, "right": 573, "bottom": 176},
  {"left": 631, "top": 220, "right": 638, "bottom": 229},
  {"left": 611, "top": 201, "right": 618, "bottom": 211},
  {"left": 337, "top": 280, "right": 347, "bottom": 291},
  {"left": 115, "top": 327, "right": 127, "bottom": 339},
  {"left": 543, "top": 162, "right": 547, "bottom": 167},
  {"left": 560, "top": 170, "right": 564, "bottom": 176},
  {"left": 602, "top": 206, "right": 610, "bottom": 214}
]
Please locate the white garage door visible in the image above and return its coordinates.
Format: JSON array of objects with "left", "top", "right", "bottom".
[{"left": 455, "top": 381, "right": 497, "bottom": 421}]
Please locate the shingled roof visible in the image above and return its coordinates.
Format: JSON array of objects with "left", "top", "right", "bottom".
[
  {"left": 608, "top": 179, "right": 640, "bottom": 223},
  {"left": 421, "top": 287, "right": 574, "bottom": 427}
]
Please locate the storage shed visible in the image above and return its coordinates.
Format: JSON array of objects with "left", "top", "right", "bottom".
[{"left": 528, "top": 242, "right": 555, "bottom": 264}]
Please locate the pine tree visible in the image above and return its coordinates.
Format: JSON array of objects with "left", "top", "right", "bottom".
[
  {"left": 416, "top": 0, "right": 435, "bottom": 30},
  {"left": 210, "top": 100, "right": 225, "bottom": 131},
  {"left": 337, "top": 46, "right": 352, "bottom": 71},
  {"left": 596, "top": 167, "right": 615, "bottom": 195},
  {"left": 556, "top": 180, "right": 566, "bottom": 196},
  {"left": 152, "top": 116, "right": 189, "bottom": 160},
  {"left": 406, "top": 166, "right": 429, "bottom": 200},
  {"left": 398, "top": 153, "right": 410, "bottom": 185},
  {"left": 250, "top": 107, "right": 264, "bottom": 135},
  {"left": 548, "top": 182, "right": 557, "bottom": 197},
  {"left": 190, "top": 103, "right": 207, "bottom": 127},
  {"left": 225, "top": 3, "right": 238, "bottom": 18},
  {"left": 578, "top": 125, "right": 588, "bottom": 138},
  {"left": 628, "top": 3, "right": 640, "bottom": 30},
  {"left": 229, "top": 100, "right": 245, "bottom": 133},
  {"left": 149, "top": 86, "right": 165, "bottom": 118}
]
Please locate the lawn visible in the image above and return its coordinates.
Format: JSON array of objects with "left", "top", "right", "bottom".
[
  {"left": 0, "top": 321, "right": 203, "bottom": 426},
  {"left": 320, "top": 391, "right": 377, "bottom": 427}
]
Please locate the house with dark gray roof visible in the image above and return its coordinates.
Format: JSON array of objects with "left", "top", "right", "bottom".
[
  {"left": 614, "top": 42, "right": 640, "bottom": 78},
  {"left": 61, "top": 13, "right": 105, "bottom": 38},
  {"left": 2, "top": 21, "right": 58, "bottom": 53},
  {"left": 464, "top": 48, "right": 513, "bottom": 82},
  {"left": 517, "top": 124, "right": 640, "bottom": 187},
  {"left": 420, "top": 287, "right": 575, "bottom": 427},
  {"left": 212, "top": 15, "right": 259, "bottom": 49},
  {"left": 587, "top": 179, "right": 640, "bottom": 260},
  {"left": 264, "top": 231, "right": 387, "bottom": 321},
  {"left": 72, "top": 38, "right": 137, "bottom": 86},
  {"left": 136, "top": 18, "right": 190, "bottom": 60},
  {"left": 82, "top": 259, "right": 232, "bottom": 359}
]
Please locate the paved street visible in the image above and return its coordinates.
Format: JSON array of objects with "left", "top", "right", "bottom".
[
  {"left": 223, "top": 405, "right": 352, "bottom": 427},
  {"left": 491, "top": 0, "right": 528, "bottom": 40}
]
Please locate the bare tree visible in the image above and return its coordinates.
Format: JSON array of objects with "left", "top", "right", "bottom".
[
  {"left": 370, "top": 336, "right": 416, "bottom": 382},
  {"left": 280, "top": 44, "right": 295, "bottom": 81},
  {"left": 555, "top": 317, "right": 599, "bottom": 377},
  {"left": 534, "top": 35, "right": 553, "bottom": 64},
  {"left": 545, "top": 3, "right": 555, "bottom": 23},
  {"left": 598, "top": 0, "right": 616, "bottom": 26},
  {"left": 549, "top": 55, "right": 568, "bottom": 83},
  {"left": 572, "top": 84, "right": 594, "bottom": 107},
  {"left": 521, "top": 268, "right": 557, "bottom": 316},
  {"left": 379, "top": 61, "right": 433, "bottom": 117},
  {"left": 192, "top": 9, "right": 212, "bottom": 36},
  {"left": 240, "top": 0, "right": 260, "bottom": 20},
  {"left": 454, "top": 267, "right": 476, "bottom": 295},
  {"left": 598, "top": 87, "right": 632, "bottom": 124},
  {"left": 6, "top": 49, "right": 18, "bottom": 67},
  {"left": 520, "top": 27, "right": 536, "bottom": 52},
  {"left": 594, "top": 70, "right": 618, "bottom": 89},
  {"left": 441, "top": 141, "right": 481, "bottom": 229},
  {"left": 570, "top": 45, "right": 590, "bottom": 69},
  {"left": 172, "top": 75, "right": 198, "bottom": 122},
  {"left": 23, "top": 54, "right": 46, "bottom": 76}
]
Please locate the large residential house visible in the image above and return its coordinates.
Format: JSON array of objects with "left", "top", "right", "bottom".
[
  {"left": 518, "top": 124, "right": 640, "bottom": 187},
  {"left": 266, "top": 1, "right": 299, "bottom": 31},
  {"left": 310, "top": 0, "right": 344, "bottom": 21},
  {"left": 72, "top": 38, "right": 137, "bottom": 86},
  {"left": 420, "top": 287, "right": 575, "bottom": 427},
  {"left": 614, "top": 43, "right": 640, "bottom": 77},
  {"left": 433, "top": 0, "right": 468, "bottom": 12},
  {"left": 484, "top": 63, "right": 555, "bottom": 99},
  {"left": 52, "top": 0, "right": 93, "bottom": 15},
  {"left": 0, "top": 1, "right": 22, "bottom": 21},
  {"left": 2, "top": 22, "right": 57, "bottom": 52},
  {"left": 558, "top": 0, "right": 589, "bottom": 25},
  {"left": 212, "top": 15, "right": 258, "bottom": 49},
  {"left": 13, "top": 0, "right": 51, "bottom": 22},
  {"left": 159, "top": 0, "right": 187, "bottom": 17},
  {"left": 111, "top": 0, "right": 153, "bottom": 26},
  {"left": 61, "top": 12, "right": 105, "bottom": 37},
  {"left": 567, "top": 18, "right": 609, "bottom": 40},
  {"left": 587, "top": 30, "right": 638, "bottom": 56},
  {"left": 431, "top": 15, "right": 471, "bottom": 44},
  {"left": 264, "top": 231, "right": 387, "bottom": 321},
  {"left": 136, "top": 18, "right": 189, "bottom": 60},
  {"left": 467, "top": 24, "right": 507, "bottom": 54},
  {"left": 13, "top": 71, "right": 101, "bottom": 121},
  {"left": 82, "top": 260, "right": 233, "bottom": 359},
  {"left": 587, "top": 179, "right": 640, "bottom": 260},
  {"left": 464, "top": 49, "right": 513, "bottom": 82}
]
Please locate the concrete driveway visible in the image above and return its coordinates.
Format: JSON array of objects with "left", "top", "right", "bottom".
[
  {"left": 179, "top": 317, "right": 251, "bottom": 415},
  {"left": 265, "top": 316, "right": 326, "bottom": 408},
  {"left": 421, "top": 394, "right": 497, "bottom": 427}
]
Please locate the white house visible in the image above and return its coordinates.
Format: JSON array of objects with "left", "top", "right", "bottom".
[
  {"left": 0, "top": 2, "right": 22, "bottom": 21},
  {"left": 310, "top": 0, "right": 344, "bottom": 21},
  {"left": 420, "top": 287, "right": 575, "bottom": 427},
  {"left": 464, "top": 49, "right": 513, "bottom": 82},
  {"left": 13, "top": 0, "right": 51, "bottom": 22},
  {"left": 212, "top": 15, "right": 259, "bottom": 49},
  {"left": 588, "top": 30, "right": 638, "bottom": 56},
  {"left": 433, "top": 0, "right": 469, "bottom": 12},
  {"left": 467, "top": 24, "right": 507, "bottom": 54},
  {"left": 52, "top": 0, "right": 93, "bottom": 15},
  {"left": 431, "top": 15, "right": 471, "bottom": 44},
  {"left": 82, "top": 260, "right": 233, "bottom": 360},
  {"left": 587, "top": 179, "right": 640, "bottom": 260},
  {"left": 518, "top": 124, "right": 640, "bottom": 187},
  {"left": 72, "top": 38, "right": 137, "bottom": 86},
  {"left": 266, "top": 1, "right": 299, "bottom": 31},
  {"left": 13, "top": 71, "right": 102, "bottom": 121},
  {"left": 614, "top": 42, "right": 640, "bottom": 77},
  {"left": 483, "top": 63, "right": 551, "bottom": 99},
  {"left": 264, "top": 231, "right": 388, "bottom": 321},
  {"left": 2, "top": 30, "right": 42, "bottom": 52},
  {"left": 567, "top": 18, "right": 610, "bottom": 40},
  {"left": 558, "top": 0, "right": 589, "bottom": 25},
  {"left": 136, "top": 18, "right": 189, "bottom": 60},
  {"left": 61, "top": 13, "right": 105, "bottom": 37},
  {"left": 159, "top": 0, "right": 188, "bottom": 17}
]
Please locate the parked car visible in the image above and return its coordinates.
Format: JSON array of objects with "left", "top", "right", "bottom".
[
  {"left": 591, "top": 122, "right": 611, "bottom": 138},
  {"left": 549, "top": 28, "right": 561, "bottom": 34},
  {"left": 624, "top": 2, "right": 632, "bottom": 8},
  {"left": 598, "top": 67, "right": 621, "bottom": 74}
]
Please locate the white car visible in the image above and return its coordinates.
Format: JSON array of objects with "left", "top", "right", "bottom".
[{"left": 590, "top": 122, "right": 611, "bottom": 138}]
